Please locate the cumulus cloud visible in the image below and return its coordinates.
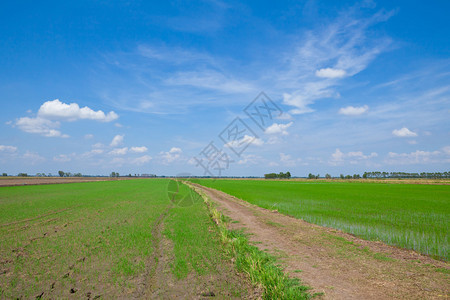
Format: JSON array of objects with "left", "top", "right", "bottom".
[
  {"left": 392, "top": 127, "right": 417, "bottom": 137},
  {"left": 315, "top": 68, "right": 346, "bottom": 78},
  {"left": 38, "top": 99, "right": 118, "bottom": 122},
  {"left": 330, "top": 148, "right": 378, "bottom": 165},
  {"left": 339, "top": 105, "right": 369, "bottom": 116},
  {"left": 0, "top": 145, "right": 17, "bottom": 152},
  {"left": 385, "top": 150, "right": 441, "bottom": 165},
  {"left": 160, "top": 147, "right": 183, "bottom": 164},
  {"left": 23, "top": 151, "right": 45, "bottom": 165},
  {"left": 237, "top": 154, "right": 262, "bottom": 165},
  {"left": 131, "top": 155, "right": 152, "bottom": 165},
  {"left": 109, "top": 147, "right": 128, "bottom": 155},
  {"left": 110, "top": 135, "right": 124, "bottom": 147},
  {"left": 225, "top": 135, "right": 264, "bottom": 148},
  {"left": 15, "top": 117, "right": 68, "bottom": 138},
  {"left": 265, "top": 122, "right": 293, "bottom": 135},
  {"left": 280, "top": 153, "right": 297, "bottom": 166},
  {"left": 13, "top": 99, "right": 119, "bottom": 138},
  {"left": 130, "top": 146, "right": 148, "bottom": 153}
]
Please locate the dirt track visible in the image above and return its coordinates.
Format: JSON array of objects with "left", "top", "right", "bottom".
[{"left": 191, "top": 183, "right": 449, "bottom": 300}]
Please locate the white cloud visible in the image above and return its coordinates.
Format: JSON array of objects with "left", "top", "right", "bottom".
[
  {"left": 109, "top": 147, "right": 128, "bottom": 155},
  {"left": 15, "top": 117, "right": 69, "bottom": 138},
  {"left": 23, "top": 151, "right": 45, "bottom": 165},
  {"left": 92, "top": 143, "right": 104, "bottom": 149},
  {"left": 281, "top": 10, "right": 392, "bottom": 114},
  {"left": 392, "top": 127, "right": 417, "bottom": 137},
  {"left": 13, "top": 99, "right": 118, "bottom": 138},
  {"left": 265, "top": 122, "right": 293, "bottom": 136},
  {"left": 53, "top": 154, "right": 72, "bottom": 162},
  {"left": 442, "top": 146, "right": 450, "bottom": 156},
  {"left": 339, "top": 105, "right": 369, "bottom": 116},
  {"left": 277, "top": 113, "right": 292, "bottom": 120},
  {"left": 0, "top": 145, "right": 17, "bottom": 152},
  {"left": 130, "top": 146, "right": 148, "bottom": 153},
  {"left": 79, "top": 148, "right": 104, "bottom": 159},
  {"left": 315, "top": 68, "right": 346, "bottom": 78},
  {"left": 131, "top": 155, "right": 152, "bottom": 165},
  {"left": 166, "top": 70, "right": 255, "bottom": 94},
  {"left": 160, "top": 147, "right": 183, "bottom": 164},
  {"left": 110, "top": 135, "right": 124, "bottom": 147},
  {"left": 283, "top": 82, "right": 336, "bottom": 114},
  {"left": 114, "top": 123, "right": 123, "bottom": 128},
  {"left": 38, "top": 99, "right": 118, "bottom": 122},
  {"left": 279, "top": 152, "right": 298, "bottom": 166},
  {"left": 385, "top": 150, "right": 442, "bottom": 165},
  {"left": 237, "top": 154, "right": 262, "bottom": 165},
  {"left": 329, "top": 148, "right": 378, "bottom": 166},
  {"left": 225, "top": 135, "right": 264, "bottom": 148},
  {"left": 84, "top": 134, "right": 94, "bottom": 139}
]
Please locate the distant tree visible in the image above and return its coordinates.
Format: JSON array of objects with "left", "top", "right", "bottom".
[
  {"left": 340, "top": 174, "right": 344, "bottom": 179},
  {"left": 286, "top": 171, "right": 291, "bottom": 179},
  {"left": 345, "top": 175, "right": 352, "bottom": 179},
  {"left": 74, "top": 173, "right": 82, "bottom": 177},
  {"left": 58, "top": 170, "right": 65, "bottom": 177},
  {"left": 308, "top": 173, "right": 315, "bottom": 179},
  {"left": 265, "top": 173, "right": 277, "bottom": 179},
  {"left": 363, "top": 172, "right": 367, "bottom": 179},
  {"left": 315, "top": 174, "right": 320, "bottom": 179},
  {"left": 325, "top": 173, "right": 331, "bottom": 179},
  {"left": 353, "top": 174, "right": 360, "bottom": 179},
  {"left": 18, "top": 173, "right": 28, "bottom": 177},
  {"left": 65, "top": 172, "right": 72, "bottom": 177},
  {"left": 2, "top": 173, "right": 7, "bottom": 177}
]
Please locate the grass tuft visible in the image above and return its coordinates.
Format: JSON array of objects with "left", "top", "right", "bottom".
[{"left": 186, "top": 183, "right": 312, "bottom": 300}]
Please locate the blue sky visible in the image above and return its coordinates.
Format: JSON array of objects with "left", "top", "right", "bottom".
[{"left": 1, "top": 0, "right": 449, "bottom": 176}]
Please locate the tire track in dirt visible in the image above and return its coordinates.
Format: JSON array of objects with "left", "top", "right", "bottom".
[
  {"left": 192, "top": 183, "right": 449, "bottom": 300},
  {"left": 133, "top": 203, "right": 173, "bottom": 298},
  {"left": 0, "top": 206, "right": 80, "bottom": 228}
]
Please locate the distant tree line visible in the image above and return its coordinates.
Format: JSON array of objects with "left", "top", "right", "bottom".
[
  {"left": 362, "top": 171, "right": 450, "bottom": 179},
  {"left": 264, "top": 171, "right": 291, "bottom": 179},
  {"left": 58, "top": 171, "right": 82, "bottom": 177},
  {"left": 305, "top": 171, "right": 450, "bottom": 179}
]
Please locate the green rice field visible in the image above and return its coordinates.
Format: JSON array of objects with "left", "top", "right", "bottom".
[
  {"left": 0, "top": 179, "right": 249, "bottom": 298},
  {"left": 192, "top": 179, "right": 450, "bottom": 260}
]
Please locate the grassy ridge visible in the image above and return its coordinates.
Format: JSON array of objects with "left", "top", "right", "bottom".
[
  {"left": 192, "top": 179, "right": 450, "bottom": 260},
  {"left": 187, "top": 182, "right": 312, "bottom": 299}
]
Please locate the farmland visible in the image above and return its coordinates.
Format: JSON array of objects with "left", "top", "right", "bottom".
[
  {"left": 0, "top": 179, "right": 255, "bottom": 298},
  {"left": 192, "top": 179, "right": 450, "bottom": 260}
]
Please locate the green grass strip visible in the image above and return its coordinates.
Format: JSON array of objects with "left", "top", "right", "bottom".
[{"left": 186, "top": 183, "right": 313, "bottom": 300}]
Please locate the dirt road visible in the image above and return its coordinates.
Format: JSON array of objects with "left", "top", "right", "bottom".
[{"left": 192, "top": 184, "right": 449, "bottom": 300}]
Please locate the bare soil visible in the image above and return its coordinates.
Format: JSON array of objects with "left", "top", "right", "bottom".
[{"left": 191, "top": 183, "right": 450, "bottom": 300}]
